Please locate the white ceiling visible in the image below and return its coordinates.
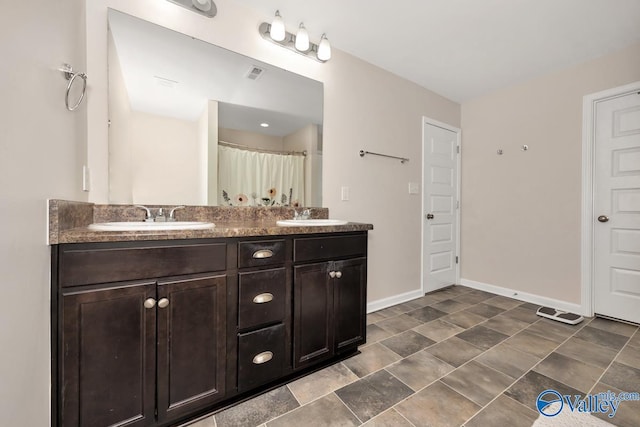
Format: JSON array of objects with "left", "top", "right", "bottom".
[{"left": 237, "top": 0, "right": 640, "bottom": 102}]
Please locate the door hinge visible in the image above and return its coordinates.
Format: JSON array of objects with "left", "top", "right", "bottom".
[
  {"left": 456, "top": 145, "right": 460, "bottom": 154},
  {"left": 456, "top": 200, "right": 460, "bottom": 209},
  {"left": 456, "top": 256, "right": 459, "bottom": 264}
]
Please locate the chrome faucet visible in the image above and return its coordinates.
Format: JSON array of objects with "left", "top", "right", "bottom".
[
  {"left": 294, "top": 208, "right": 311, "bottom": 220},
  {"left": 135, "top": 205, "right": 154, "bottom": 222},
  {"left": 135, "top": 205, "right": 185, "bottom": 222},
  {"left": 168, "top": 206, "right": 185, "bottom": 222},
  {"left": 155, "top": 208, "right": 166, "bottom": 222}
]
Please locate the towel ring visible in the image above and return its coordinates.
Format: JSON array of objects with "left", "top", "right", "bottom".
[{"left": 60, "top": 63, "right": 87, "bottom": 111}]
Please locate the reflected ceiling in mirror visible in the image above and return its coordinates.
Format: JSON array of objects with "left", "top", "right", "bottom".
[{"left": 107, "top": 9, "right": 323, "bottom": 207}]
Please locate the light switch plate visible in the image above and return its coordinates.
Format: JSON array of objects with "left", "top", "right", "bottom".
[
  {"left": 408, "top": 182, "right": 419, "bottom": 194},
  {"left": 341, "top": 186, "right": 350, "bottom": 201}
]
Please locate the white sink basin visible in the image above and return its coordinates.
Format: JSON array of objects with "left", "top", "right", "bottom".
[
  {"left": 276, "top": 219, "right": 349, "bottom": 227},
  {"left": 88, "top": 221, "right": 215, "bottom": 231}
]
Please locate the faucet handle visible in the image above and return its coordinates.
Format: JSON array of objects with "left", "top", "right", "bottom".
[
  {"left": 134, "top": 205, "right": 154, "bottom": 222},
  {"left": 168, "top": 206, "right": 186, "bottom": 221}
]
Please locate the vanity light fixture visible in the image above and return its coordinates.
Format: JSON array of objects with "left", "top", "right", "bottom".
[
  {"left": 294, "top": 23, "right": 310, "bottom": 52},
  {"left": 317, "top": 34, "right": 331, "bottom": 61},
  {"left": 166, "top": 0, "right": 217, "bottom": 18},
  {"left": 270, "top": 11, "right": 286, "bottom": 42},
  {"left": 258, "top": 11, "right": 332, "bottom": 62}
]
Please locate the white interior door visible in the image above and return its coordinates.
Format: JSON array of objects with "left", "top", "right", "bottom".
[
  {"left": 594, "top": 92, "right": 640, "bottom": 323},
  {"left": 422, "top": 119, "right": 460, "bottom": 293}
]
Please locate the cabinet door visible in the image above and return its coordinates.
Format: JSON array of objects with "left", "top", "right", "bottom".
[
  {"left": 293, "top": 262, "right": 334, "bottom": 369},
  {"left": 60, "top": 282, "right": 156, "bottom": 427},
  {"left": 334, "top": 258, "right": 367, "bottom": 352},
  {"left": 156, "top": 275, "right": 227, "bottom": 424}
]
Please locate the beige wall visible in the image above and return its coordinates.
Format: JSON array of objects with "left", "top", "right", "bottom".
[
  {"left": 284, "top": 124, "right": 321, "bottom": 206},
  {"left": 128, "top": 111, "right": 202, "bottom": 205},
  {"left": 107, "top": 30, "right": 133, "bottom": 203},
  {"left": 460, "top": 42, "right": 640, "bottom": 304},
  {"left": 0, "top": 0, "right": 86, "bottom": 425},
  {"left": 86, "top": 0, "right": 461, "bottom": 305},
  {"left": 206, "top": 100, "right": 219, "bottom": 204}
]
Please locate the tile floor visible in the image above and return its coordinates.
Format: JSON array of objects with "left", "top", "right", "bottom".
[{"left": 188, "top": 285, "right": 640, "bottom": 427}]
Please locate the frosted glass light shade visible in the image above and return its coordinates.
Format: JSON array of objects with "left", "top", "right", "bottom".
[
  {"left": 192, "top": 0, "right": 212, "bottom": 11},
  {"left": 295, "top": 23, "right": 310, "bottom": 52},
  {"left": 317, "top": 34, "right": 331, "bottom": 61},
  {"left": 270, "top": 11, "right": 285, "bottom": 42}
]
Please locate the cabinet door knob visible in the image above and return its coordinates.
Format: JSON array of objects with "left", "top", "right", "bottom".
[
  {"left": 157, "top": 298, "right": 170, "bottom": 308},
  {"left": 329, "top": 271, "right": 336, "bottom": 278},
  {"left": 252, "top": 249, "right": 274, "bottom": 259},
  {"left": 335, "top": 271, "right": 342, "bottom": 279},
  {"left": 252, "top": 351, "right": 273, "bottom": 364},
  {"left": 143, "top": 298, "right": 156, "bottom": 309},
  {"left": 253, "top": 293, "right": 274, "bottom": 304}
]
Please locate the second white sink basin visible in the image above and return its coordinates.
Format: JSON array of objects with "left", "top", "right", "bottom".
[
  {"left": 88, "top": 221, "right": 215, "bottom": 231},
  {"left": 276, "top": 219, "right": 349, "bottom": 227}
]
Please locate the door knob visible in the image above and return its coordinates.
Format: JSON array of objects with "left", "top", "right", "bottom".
[
  {"left": 329, "top": 271, "right": 336, "bottom": 278},
  {"left": 157, "top": 298, "right": 170, "bottom": 308},
  {"left": 143, "top": 298, "right": 156, "bottom": 309},
  {"left": 426, "top": 213, "right": 434, "bottom": 220},
  {"left": 335, "top": 271, "right": 342, "bottom": 279},
  {"left": 597, "top": 215, "right": 609, "bottom": 223}
]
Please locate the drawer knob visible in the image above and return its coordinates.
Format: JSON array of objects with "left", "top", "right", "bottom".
[
  {"left": 158, "top": 298, "right": 170, "bottom": 309},
  {"left": 335, "top": 271, "right": 342, "bottom": 279},
  {"left": 252, "top": 351, "right": 273, "bottom": 364},
  {"left": 252, "top": 249, "right": 274, "bottom": 259},
  {"left": 144, "top": 298, "right": 156, "bottom": 309},
  {"left": 252, "top": 293, "right": 274, "bottom": 304}
]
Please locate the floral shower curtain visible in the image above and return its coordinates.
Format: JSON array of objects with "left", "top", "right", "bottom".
[{"left": 218, "top": 145, "right": 305, "bottom": 206}]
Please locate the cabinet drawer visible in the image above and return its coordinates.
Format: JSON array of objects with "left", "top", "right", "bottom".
[
  {"left": 59, "top": 242, "right": 227, "bottom": 287},
  {"left": 238, "top": 239, "right": 286, "bottom": 268},
  {"left": 294, "top": 234, "right": 367, "bottom": 263},
  {"left": 238, "top": 324, "right": 285, "bottom": 392},
  {"left": 238, "top": 268, "right": 287, "bottom": 330}
]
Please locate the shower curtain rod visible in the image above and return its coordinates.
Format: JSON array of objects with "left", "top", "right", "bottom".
[{"left": 219, "top": 140, "right": 307, "bottom": 156}]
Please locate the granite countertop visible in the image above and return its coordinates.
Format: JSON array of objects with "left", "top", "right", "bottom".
[
  {"left": 48, "top": 200, "right": 373, "bottom": 244},
  {"left": 54, "top": 220, "right": 373, "bottom": 244}
]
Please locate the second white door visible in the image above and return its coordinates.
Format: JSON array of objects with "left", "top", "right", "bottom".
[
  {"left": 594, "top": 91, "right": 640, "bottom": 324},
  {"left": 423, "top": 119, "right": 460, "bottom": 293}
]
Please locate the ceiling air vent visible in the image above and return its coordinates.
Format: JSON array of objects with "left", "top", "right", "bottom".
[{"left": 245, "top": 66, "right": 265, "bottom": 81}]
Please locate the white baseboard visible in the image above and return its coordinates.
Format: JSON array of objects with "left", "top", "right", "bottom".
[
  {"left": 460, "top": 278, "right": 584, "bottom": 315},
  {"left": 367, "top": 289, "right": 424, "bottom": 314}
]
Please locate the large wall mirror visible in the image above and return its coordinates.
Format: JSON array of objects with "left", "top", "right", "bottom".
[{"left": 107, "top": 9, "right": 323, "bottom": 207}]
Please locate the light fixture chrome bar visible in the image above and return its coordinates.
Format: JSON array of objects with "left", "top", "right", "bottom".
[
  {"left": 359, "top": 150, "right": 409, "bottom": 164},
  {"left": 166, "top": 0, "right": 217, "bottom": 18},
  {"left": 259, "top": 22, "right": 326, "bottom": 63}
]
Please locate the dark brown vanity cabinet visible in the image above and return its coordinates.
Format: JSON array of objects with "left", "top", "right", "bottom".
[
  {"left": 292, "top": 234, "right": 367, "bottom": 370},
  {"left": 54, "top": 240, "right": 230, "bottom": 427},
  {"left": 53, "top": 232, "right": 367, "bottom": 427}
]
